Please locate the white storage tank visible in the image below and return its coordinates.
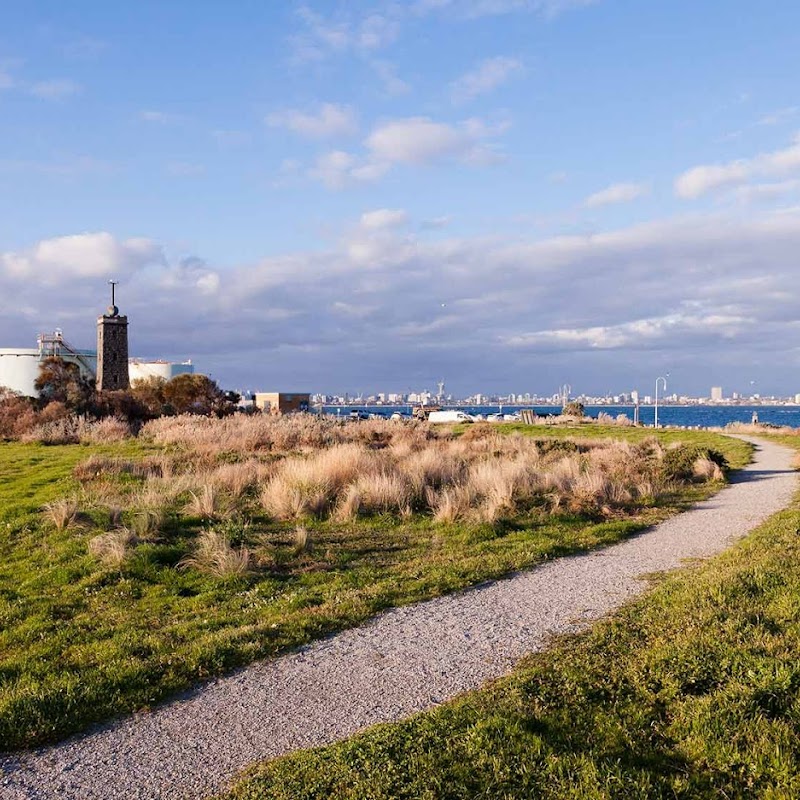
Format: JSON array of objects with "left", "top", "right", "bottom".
[
  {"left": 129, "top": 359, "right": 195, "bottom": 384},
  {"left": 0, "top": 349, "right": 46, "bottom": 397},
  {"left": 0, "top": 342, "right": 97, "bottom": 398}
]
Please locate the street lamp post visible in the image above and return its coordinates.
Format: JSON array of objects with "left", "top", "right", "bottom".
[{"left": 654, "top": 376, "right": 668, "bottom": 429}]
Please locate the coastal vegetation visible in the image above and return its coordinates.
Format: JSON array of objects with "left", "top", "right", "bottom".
[
  {"left": 220, "top": 469, "right": 800, "bottom": 800},
  {"left": 0, "top": 416, "right": 749, "bottom": 749},
  {"left": 0, "top": 363, "right": 238, "bottom": 443}
]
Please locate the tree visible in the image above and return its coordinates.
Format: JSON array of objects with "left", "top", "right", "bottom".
[
  {"left": 130, "top": 376, "right": 169, "bottom": 416},
  {"left": 162, "top": 374, "right": 234, "bottom": 416},
  {"left": 34, "top": 357, "right": 95, "bottom": 413}
]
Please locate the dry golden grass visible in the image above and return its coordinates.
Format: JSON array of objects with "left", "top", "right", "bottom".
[
  {"left": 185, "top": 482, "right": 228, "bottom": 519},
  {"left": 68, "top": 419, "right": 728, "bottom": 562},
  {"left": 692, "top": 455, "right": 724, "bottom": 482},
  {"left": 79, "top": 417, "right": 133, "bottom": 444},
  {"left": 211, "top": 460, "right": 272, "bottom": 498},
  {"left": 141, "top": 413, "right": 442, "bottom": 455},
  {"left": 249, "top": 432, "right": 703, "bottom": 523},
  {"left": 88, "top": 529, "right": 138, "bottom": 567},
  {"left": 179, "top": 530, "right": 252, "bottom": 577}
]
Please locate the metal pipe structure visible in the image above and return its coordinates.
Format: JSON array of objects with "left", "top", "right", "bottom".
[{"left": 654, "top": 375, "right": 668, "bottom": 429}]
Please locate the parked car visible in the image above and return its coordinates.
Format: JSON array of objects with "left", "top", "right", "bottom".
[{"left": 427, "top": 410, "right": 474, "bottom": 423}]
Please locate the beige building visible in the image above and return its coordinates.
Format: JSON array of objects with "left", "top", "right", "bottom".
[{"left": 254, "top": 392, "right": 310, "bottom": 415}]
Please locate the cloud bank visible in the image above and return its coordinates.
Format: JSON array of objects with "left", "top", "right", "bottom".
[{"left": 2, "top": 208, "right": 800, "bottom": 394}]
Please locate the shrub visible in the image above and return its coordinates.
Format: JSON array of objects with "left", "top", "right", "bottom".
[{"left": 662, "top": 446, "right": 728, "bottom": 482}]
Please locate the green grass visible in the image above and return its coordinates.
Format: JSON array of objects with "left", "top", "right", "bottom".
[
  {"left": 0, "top": 427, "right": 751, "bottom": 750},
  {"left": 220, "top": 458, "right": 800, "bottom": 800}
]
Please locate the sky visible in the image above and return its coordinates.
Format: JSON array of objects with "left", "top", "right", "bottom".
[{"left": 2, "top": 0, "right": 800, "bottom": 398}]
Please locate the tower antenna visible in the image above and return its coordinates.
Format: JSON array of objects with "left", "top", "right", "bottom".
[{"left": 109, "top": 279, "right": 118, "bottom": 308}]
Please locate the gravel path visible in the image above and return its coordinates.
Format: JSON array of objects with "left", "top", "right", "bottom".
[{"left": 1, "top": 436, "right": 796, "bottom": 800}]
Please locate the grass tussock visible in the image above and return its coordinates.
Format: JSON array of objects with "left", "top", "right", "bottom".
[
  {"left": 41, "top": 497, "right": 80, "bottom": 532},
  {"left": 179, "top": 530, "right": 253, "bottom": 577},
  {"left": 293, "top": 525, "right": 312, "bottom": 554},
  {"left": 185, "top": 483, "right": 228, "bottom": 519},
  {"left": 88, "top": 529, "right": 138, "bottom": 567}
]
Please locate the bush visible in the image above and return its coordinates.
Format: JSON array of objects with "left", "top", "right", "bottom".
[{"left": 661, "top": 446, "right": 728, "bottom": 481}]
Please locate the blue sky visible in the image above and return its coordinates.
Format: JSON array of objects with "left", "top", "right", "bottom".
[{"left": 2, "top": 0, "right": 800, "bottom": 397}]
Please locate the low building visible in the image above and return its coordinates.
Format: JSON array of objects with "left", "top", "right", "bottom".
[{"left": 254, "top": 392, "right": 310, "bottom": 415}]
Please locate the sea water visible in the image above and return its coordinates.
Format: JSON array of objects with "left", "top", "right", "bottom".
[{"left": 322, "top": 405, "right": 800, "bottom": 429}]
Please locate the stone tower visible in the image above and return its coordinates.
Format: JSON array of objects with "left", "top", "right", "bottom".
[{"left": 96, "top": 281, "right": 130, "bottom": 391}]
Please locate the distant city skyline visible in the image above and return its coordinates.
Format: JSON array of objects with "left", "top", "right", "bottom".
[{"left": 2, "top": 2, "right": 800, "bottom": 395}]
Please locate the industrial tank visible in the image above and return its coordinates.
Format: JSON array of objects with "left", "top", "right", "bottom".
[
  {"left": 0, "top": 349, "right": 45, "bottom": 397},
  {"left": 0, "top": 339, "right": 97, "bottom": 398},
  {"left": 129, "top": 360, "right": 195, "bottom": 384}
]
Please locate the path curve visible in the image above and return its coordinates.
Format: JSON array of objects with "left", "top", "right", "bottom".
[{"left": 1, "top": 437, "right": 796, "bottom": 800}]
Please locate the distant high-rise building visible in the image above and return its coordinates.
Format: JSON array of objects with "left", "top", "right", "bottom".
[
  {"left": 710, "top": 386, "right": 723, "bottom": 401},
  {"left": 96, "top": 281, "right": 129, "bottom": 392}
]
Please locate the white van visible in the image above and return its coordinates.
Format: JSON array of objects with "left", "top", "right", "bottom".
[{"left": 427, "top": 410, "right": 474, "bottom": 423}]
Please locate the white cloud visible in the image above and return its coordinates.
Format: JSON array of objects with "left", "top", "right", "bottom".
[
  {"left": 675, "top": 134, "right": 800, "bottom": 198},
  {"left": 585, "top": 181, "right": 649, "bottom": 208},
  {"left": 0, "top": 70, "right": 13, "bottom": 90},
  {"left": 267, "top": 103, "right": 358, "bottom": 139},
  {"left": 360, "top": 209, "right": 409, "bottom": 230},
  {"left": 307, "top": 115, "right": 505, "bottom": 188},
  {"left": 307, "top": 150, "right": 392, "bottom": 189},
  {"left": 450, "top": 56, "right": 523, "bottom": 103},
  {"left": 732, "top": 180, "right": 800, "bottom": 205},
  {"left": 367, "top": 117, "right": 465, "bottom": 164},
  {"left": 30, "top": 79, "right": 82, "bottom": 100},
  {"left": 0, "top": 233, "right": 163, "bottom": 284},
  {"left": 366, "top": 116, "right": 499, "bottom": 165},
  {"left": 159, "top": 256, "right": 220, "bottom": 296},
  {"left": 505, "top": 310, "right": 752, "bottom": 350}
]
